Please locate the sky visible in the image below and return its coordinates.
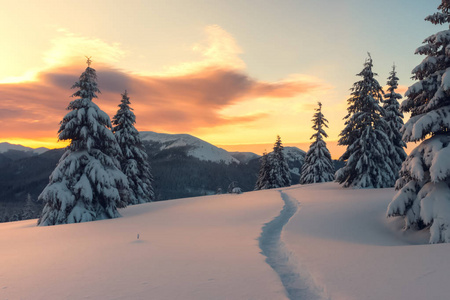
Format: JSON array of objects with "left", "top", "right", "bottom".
[{"left": 0, "top": 0, "right": 442, "bottom": 157}]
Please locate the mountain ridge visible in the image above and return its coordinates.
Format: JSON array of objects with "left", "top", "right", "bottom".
[{"left": 0, "top": 142, "right": 49, "bottom": 155}]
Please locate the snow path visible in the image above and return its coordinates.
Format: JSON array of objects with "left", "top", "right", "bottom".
[
  {"left": 259, "top": 190, "right": 327, "bottom": 300},
  {"left": 0, "top": 192, "right": 288, "bottom": 300}
]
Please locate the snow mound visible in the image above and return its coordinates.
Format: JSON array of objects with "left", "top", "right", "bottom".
[
  {"left": 140, "top": 131, "right": 240, "bottom": 164},
  {"left": 0, "top": 142, "right": 48, "bottom": 154}
]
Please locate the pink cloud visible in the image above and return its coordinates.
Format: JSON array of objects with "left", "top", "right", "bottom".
[{"left": 0, "top": 63, "right": 325, "bottom": 141}]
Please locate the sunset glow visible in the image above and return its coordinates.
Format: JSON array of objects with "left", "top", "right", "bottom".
[{"left": 0, "top": 0, "right": 440, "bottom": 157}]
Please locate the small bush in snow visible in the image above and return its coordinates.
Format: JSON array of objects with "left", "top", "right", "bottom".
[{"left": 228, "top": 181, "right": 242, "bottom": 194}]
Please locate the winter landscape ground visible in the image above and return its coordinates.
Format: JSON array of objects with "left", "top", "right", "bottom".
[{"left": 1, "top": 182, "right": 448, "bottom": 300}]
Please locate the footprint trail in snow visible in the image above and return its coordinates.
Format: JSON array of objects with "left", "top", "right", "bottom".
[{"left": 259, "top": 190, "right": 328, "bottom": 300}]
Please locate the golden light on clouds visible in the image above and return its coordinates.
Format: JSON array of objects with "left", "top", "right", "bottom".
[
  {"left": 43, "top": 29, "right": 126, "bottom": 67},
  {"left": 155, "top": 25, "right": 245, "bottom": 76},
  {"left": 0, "top": 25, "right": 336, "bottom": 152}
]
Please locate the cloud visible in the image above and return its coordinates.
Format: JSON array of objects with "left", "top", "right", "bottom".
[
  {"left": 0, "top": 25, "right": 329, "bottom": 146},
  {"left": 159, "top": 25, "right": 245, "bottom": 76},
  {"left": 44, "top": 29, "right": 126, "bottom": 67}
]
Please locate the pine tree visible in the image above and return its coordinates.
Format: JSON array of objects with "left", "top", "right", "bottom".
[
  {"left": 383, "top": 65, "right": 407, "bottom": 180},
  {"left": 112, "top": 90, "right": 155, "bottom": 204},
  {"left": 336, "top": 54, "right": 396, "bottom": 188},
  {"left": 37, "top": 58, "right": 129, "bottom": 226},
  {"left": 22, "top": 193, "right": 35, "bottom": 220},
  {"left": 387, "top": 1, "right": 450, "bottom": 243},
  {"left": 269, "top": 135, "right": 291, "bottom": 188},
  {"left": 300, "top": 102, "right": 334, "bottom": 184},
  {"left": 255, "top": 151, "right": 271, "bottom": 190}
]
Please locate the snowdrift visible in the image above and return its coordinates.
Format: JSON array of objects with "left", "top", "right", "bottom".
[{"left": 1, "top": 183, "right": 450, "bottom": 300}]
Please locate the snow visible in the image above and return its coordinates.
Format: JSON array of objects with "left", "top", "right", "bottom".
[
  {"left": 0, "top": 142, "right": 48, "bottom": 154},
  {"left": 229, "top": 151, "right": 260, "bottom": 163},
  {"left": 283, "top": 183, "right": 450, "bottom": 300},
  {"left": 0, "top": 191, "right": 287, "bottom": 300},
  {"left": 282, "top": 146, "right": 305, "bottom": 163},
  {"left": 140, "top": 131, "right": 240, "bottom": 164},
  {"left": 442, "top": 67, "right": 450, "bottom": 91},
  {"left": 2, "top": 183, "right": 450, "bottom": 299}
]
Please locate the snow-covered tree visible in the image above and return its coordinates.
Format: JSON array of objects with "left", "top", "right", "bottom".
[
  {"left": 22, "top": 193, "right": 35, "bottom": 220},
  {"left": 254, "top": 137, "right": 291, "bottom": 190},
  {"left": 336, "top": 54, "right": 396, "bottom": 188},
  {"left": 270, "top": 135, "right": 291, "bottom": 188},
  {"left": 112, "top": 90, "right": 155, "bottom": 204},
  {"left": 37, "top": 58, "right": 129, "bottom": 226},
  {"left": 300, "top": 102, "right": 334, "bottom": 184},
  {"left": 255, "top": 152, "right": 271, "bottom": 190},
  {"left": 387, "top": 1, "right": 450, "bottom": 243},
  {"left": 383, "top": 65, "right": 407, "bottom": 180}
]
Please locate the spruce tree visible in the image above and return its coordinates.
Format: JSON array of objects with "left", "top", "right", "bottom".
[
  {"left": 336, "top": 54, "right": 396, "bottom": 188},
  {"left": 112, "top": 90, "right": 155, "bottom": 204},
  {"left": 269, "top": 135, "right": 291, "bottom": 188},
  {"left": 255, "top": 151, "right": 271, "bottom": 190},
  {"left": 383, "top": 65, "right": 407, "bottom": 181},
  {"left": 37, "top": 58, "right": 128, "bottom": 226},
  {"left": 22, "top": 193, "right": 35, "bottom": 220},
  {"left": 387, "top": 1, "right": 450, "bottom": 243},
  {"left": 300, "top": 102, "right": 334, "bottom": 184}
]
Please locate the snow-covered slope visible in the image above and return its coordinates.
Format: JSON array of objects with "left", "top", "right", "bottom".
[
  {"left": 282, "top": 146, "right": 305, "bottom": 163},
  {"left": 2, "top": 182, "right": 449, "bottom": 299},
  {"left": 229, "top": 151, "right": 260, "bottom": 164},
  {"left": 0, "top": 142, "right": 48, "bottom": 154},
  {"left": 140, "top": 131, "right": 240, "bottom": 164},
  {"left": 0, "top": 191, "right": 287, "bottom": 300},
  {"left": 283, "top": 183, "right": 450, "bottom": 300},
  {"left": 280, "top": 146, "right": 305, "bottom": 176}
]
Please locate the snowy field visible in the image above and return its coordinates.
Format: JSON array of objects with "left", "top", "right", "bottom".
[{"left": 1, "top": 183, "right": 450, "bottom": 300}]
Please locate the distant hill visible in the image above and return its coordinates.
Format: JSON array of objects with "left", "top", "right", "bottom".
[
  {"left": 0, "top": 132, "right": 312, "bottom": 221},
  {"left": 0, "top": 142, "right": 48, "bottom": 155},
  {"left": 140, "top": 131, "right": 240, "bottom": 164},
  {"left": 230, "top": 152, "right": 260, "bottom": 164}
]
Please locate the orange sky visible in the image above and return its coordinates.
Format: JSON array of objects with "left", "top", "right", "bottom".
[
  {"left": 0, "top": 0, "right": 437, "bottom": 157},
  {"left": 0, "top": 25, "right": 340, "bottom": 155}
]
